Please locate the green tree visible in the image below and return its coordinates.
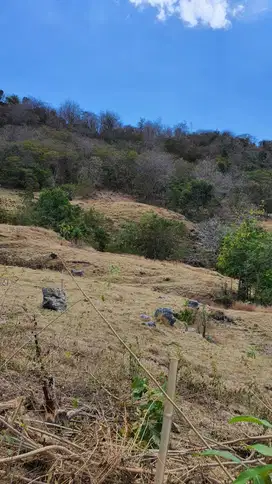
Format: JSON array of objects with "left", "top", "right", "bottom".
[
  {"left": 217, "top": 220, "right": 272, "bottom": 304},
  {"left": 34, "top": 188, "right": 76, "bottom": 230},
  {"left": 168, "top": 179, "right": 215, "bottom": 220}
]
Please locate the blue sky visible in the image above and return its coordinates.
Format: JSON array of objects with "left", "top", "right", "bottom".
[{"left": 1, "top": 0, "right": 272, "bottom": 140}]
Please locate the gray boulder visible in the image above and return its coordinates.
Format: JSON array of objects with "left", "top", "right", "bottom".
[
  {"left": 187, "top": 299, "right": 200, "bottom": 309},
  {"left": 154, "top": 308, "right": 176, "bottom": 326},
  {"left": 42, "top": 288, "right": 67, "bottom": 311}
]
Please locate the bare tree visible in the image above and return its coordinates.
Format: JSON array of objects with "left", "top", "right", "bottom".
[
  {"left": 99, "top": 111, "right": 122, "bottom": 140},
  {"left": 134, "top": 151, "right": 174, "bottom": 203},
  {"left": 77, "top": 156, "right": 103, "bottom": 196},
  {"left": 81, "top": 111, "right": 99, "bottom": 135},
  {"left": 59, "top": 100, "right": 82, "bottom": 125},
  {"left": 197, "top": 217, "right": 229, "bottom": 266}
]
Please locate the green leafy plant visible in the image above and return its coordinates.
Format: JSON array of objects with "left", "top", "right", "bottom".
[
  {"left": 130, "top": 376, "right": 166, "bottom": 448},
  {"left": 175, "top": 305, "right": 196, "bottom": 331},
  {"left": 60, "top": 184, "right": 77, "bottom": 200},
  {"left": 59, "top": 222, "right": 84, "bottom": 244},
  {"left": 26, "top": 188, "right": 111, "bottom": 250},
  {"left": 247, "top": 346, "right": 257, "bottom": 359},
  {"left": 200, "top": 415, "right": 272, "bottom": 483}
]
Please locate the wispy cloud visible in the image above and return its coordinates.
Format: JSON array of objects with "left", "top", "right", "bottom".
[
  {"left": 246, "top": 0, "right": 270, "bottom": 15},
  {"left": 128, "top": 0, "right": 254, "bottom": 29}
]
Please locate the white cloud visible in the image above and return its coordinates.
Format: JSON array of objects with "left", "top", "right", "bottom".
[{"left": 129, "top": 0, "right": 246, "bottom": 29}]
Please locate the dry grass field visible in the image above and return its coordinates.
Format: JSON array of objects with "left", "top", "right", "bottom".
[
  {"left": 0, "top": 190, "right": 271, "bottom": 483},
  {"left": 0, "top": 222, "right": 271, "bottom": 483},
  {"left": 73, "top": 190, "right": 195, "bottom": 230}
]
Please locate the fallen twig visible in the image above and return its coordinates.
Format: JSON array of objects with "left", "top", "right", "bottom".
[
  {"left": 0, "top": 444, "right": 78, "bottom": 464},
  {"left": 0, "top": 416, "right": 38, "bottom": 450},
  {"left": 25, "top": 425, "right": 87, "bottom": 452}
]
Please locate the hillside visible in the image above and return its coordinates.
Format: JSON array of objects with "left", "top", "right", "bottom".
[
  {"left": 0, "top": 91, "right": 272, "bottom": 483},
  {"left": 0, "top": 223, "right": 271, "bottom": 482},
  {"left": 1, "top": 91, "right": 272, "bottom": 227}
]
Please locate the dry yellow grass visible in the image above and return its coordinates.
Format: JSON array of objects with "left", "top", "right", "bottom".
[
  {"left": 72, "top": 190, "right": 194, "bottom": 229},
  {"left": 0, "top": 223, "right": 271, "bottom": 482},
  {"left": 262, "top": 219, "right": 272, "bottom": 232},
  {"left": 0, "top": 188, "right": 271, "bottom": 481},
  {"left": 0, "top": 223, "right": 271, "bottom": 401},
  {"left": 0, "top": 188, "right": 22, "bottom": 211}
]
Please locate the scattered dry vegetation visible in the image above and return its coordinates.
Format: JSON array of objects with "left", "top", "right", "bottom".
[
  {"left": 231, "top": 301, "right": 272, "bottom": 313},
  {"left": 0, "top": 220, "right": 271, "bottom": 483}
]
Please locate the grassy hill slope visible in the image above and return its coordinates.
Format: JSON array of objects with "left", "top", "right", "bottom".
[{"left": 0, "top": 223, "right": 271, "bottom": 481}]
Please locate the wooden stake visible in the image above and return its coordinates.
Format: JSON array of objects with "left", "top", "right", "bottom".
[
  {"left": 155, "top": 358, "right": 179, "bottom": 484},
  {"left": 42, "top": 376, "right": 58, "bottom": 420}
]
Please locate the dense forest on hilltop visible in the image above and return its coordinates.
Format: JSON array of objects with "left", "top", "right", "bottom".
[{"left": 0, "top": 88, "right": 272, "bottom": 223}]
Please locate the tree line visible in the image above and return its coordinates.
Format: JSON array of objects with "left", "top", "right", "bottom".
[{"left": 0, "top": 88, "right": 271, "bottom": 222}]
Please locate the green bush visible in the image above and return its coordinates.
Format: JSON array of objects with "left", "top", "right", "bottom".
[
  {"left": 0, "top": 144, "right": 54, "bottom": 190},
  {"left": 247, "top": 169, "right": 272, "bottom": 206},
  {"left": 264, "top": 198, "right": 272, "bottom": 215},
  {"left": 29, "top": 188, "right": 110, "bottom": 249},
  {"left": 111, "top": 212, "right": 188, "bottom": 260},
  {"left": 82, "top": 208, "right": 111, "bottom": 251},
  {"left": 34, "top": 188, "right": 76, "bottom": 231}
]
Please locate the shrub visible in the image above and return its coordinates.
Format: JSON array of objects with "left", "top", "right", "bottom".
[
  {"left": 59, "top": 222, "right": 85, "bottom": 244},
  {"left": 264, "top": 198, "right": 272, "bottom": 215},
  {"left": 201, "top": 415, "right": 272, "bottom": 483},
  {"left": 82, "top": 208, "right": 111, "bottom": 251},
  {"left": 32, "top": 188, "right": 111, "bottom": 249},
  {"left": 34, "top": 188, "right": 76, "bottom": 230},
  {"left": 111, "top": 212, "right": 188, "bottom": 261}
]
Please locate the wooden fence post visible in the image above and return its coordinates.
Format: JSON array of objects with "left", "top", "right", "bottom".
[{"left": 155, "top": 358, "right": 179, "bottom": 484}]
